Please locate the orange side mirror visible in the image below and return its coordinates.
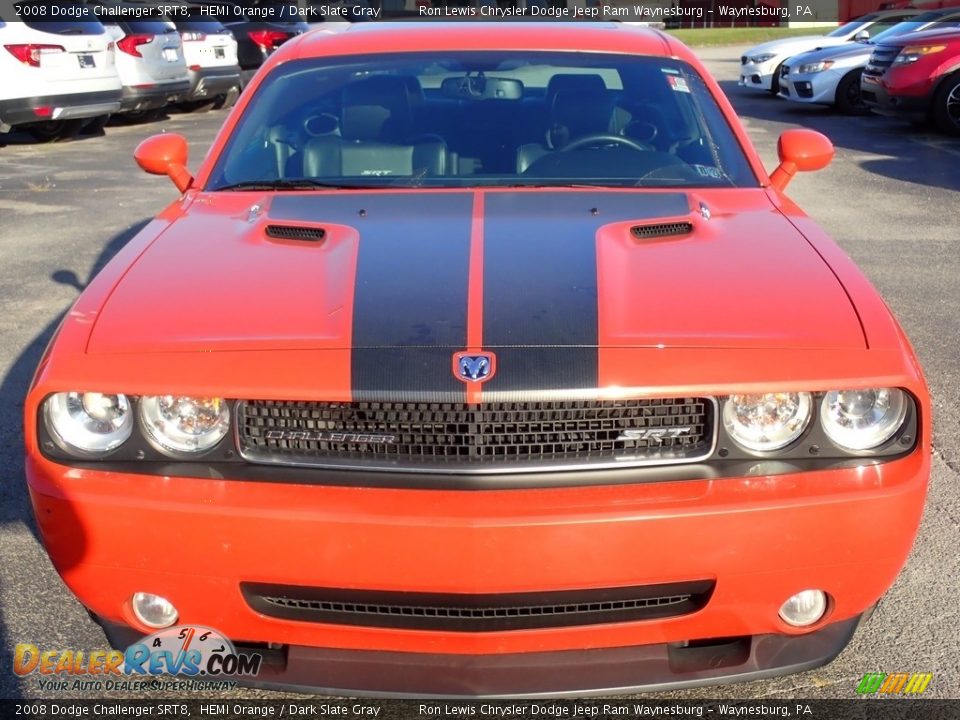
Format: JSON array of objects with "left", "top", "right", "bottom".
[
  {"left": 769, "top": 129, "right": 834, "bottom": 191},
  {"left": 134, "top": 133, "right": 193, "bottom": 193}
]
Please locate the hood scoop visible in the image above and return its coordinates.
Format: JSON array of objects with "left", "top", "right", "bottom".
[
  {"left": 265, "top": 224, "right": 327, "bottom": 242},
  {"left": 630, "top": 220, "right": 694, "bottom": 241}
]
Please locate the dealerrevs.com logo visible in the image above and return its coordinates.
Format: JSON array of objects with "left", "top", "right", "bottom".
[
  {"left": 13, "top": 625, "right": 261, "bottom": 692},
  {"left": 855, "top": 672, "right": 933, "bottom": 696}
]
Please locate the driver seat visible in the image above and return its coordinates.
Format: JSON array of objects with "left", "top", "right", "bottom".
[{"left": 516, "top": 88, "right": 620, "bottom": 173}]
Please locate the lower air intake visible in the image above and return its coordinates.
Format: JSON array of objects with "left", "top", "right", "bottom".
[{"left": 241, "top": 580, "right": 715, "bottom": 631}]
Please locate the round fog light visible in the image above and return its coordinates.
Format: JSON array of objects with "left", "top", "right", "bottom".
[
  {"left": 778, "top": 589, "right": 827, "bottom": 627},
  {"left": 131, "top": 592, "right": 179, "bottom": 629}
]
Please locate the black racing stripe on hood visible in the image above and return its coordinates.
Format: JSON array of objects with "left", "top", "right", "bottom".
[
  {"left": 481, "top": 192, "right": 689, "bottom": 393},
  {"left": 270, "top": 193, "right": 473, "bottom": 401}
]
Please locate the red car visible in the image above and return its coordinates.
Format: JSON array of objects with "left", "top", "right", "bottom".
[
  {"left": 862, "top": 26, "right": 960, "bottom": 134},
  {"left": 25, "top": 23, "right": 929, "bottom": 696}
]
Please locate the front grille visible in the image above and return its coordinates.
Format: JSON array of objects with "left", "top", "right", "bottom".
[
  {"left": 237, "top": 397, "right": 715, "bottom": 473},
  {"left": 864, "top": 46, "right": 899, "bottom": 76},
  {"left": 781, "top": 65, "right": 790, "bottom": 77},
  {"left": 241, "top": 580, "right": 715, "bottom": 631},
  {"left": 630, "top": 221, "right": 693, "bottom": 240},
  {"left": 740, "top": 55, "right": 748, "bottom": 65}
]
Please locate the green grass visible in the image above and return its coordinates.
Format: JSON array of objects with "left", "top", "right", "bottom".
[{"left": 667, "top": 27, "right": 828, "bottom": 47}]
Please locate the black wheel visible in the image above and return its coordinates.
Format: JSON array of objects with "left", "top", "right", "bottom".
[
  {"left": 212, "top": 86, "right": 240, "bottom": 110},
  {"left": 26, "top": 120, "right": 69, "bottom": 142},
  {"left": 178, "top": 99, "right": 216, "bottom": 114},
  {"left": 835, "top": 69, "right": 869, "bottom": 115},
  {"left": 78, "top": 115, "right": 109, "bottom": 136},
  {"left": 932, "top": 74, "right": 960, "bottom": 136},
  {"left": 770, "top": 62, "right": 785, "bottom": 95}
]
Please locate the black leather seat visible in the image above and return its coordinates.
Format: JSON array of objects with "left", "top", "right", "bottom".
[{"left": 302, "top": 76, "right": 448, "bottom": 179}]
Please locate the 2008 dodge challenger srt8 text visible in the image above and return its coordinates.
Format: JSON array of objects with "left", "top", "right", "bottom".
[{"left": 24, "top": 23, "right": 930, "bottom": 696}]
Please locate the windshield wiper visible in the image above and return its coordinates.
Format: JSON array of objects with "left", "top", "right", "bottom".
[{"left": 214, "top": 179, "right": 384, "bottom": 192}]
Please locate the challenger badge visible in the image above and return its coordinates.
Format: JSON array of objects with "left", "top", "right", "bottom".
[{"left": 453, "top": 351, "right": 496, "bottom": 383}]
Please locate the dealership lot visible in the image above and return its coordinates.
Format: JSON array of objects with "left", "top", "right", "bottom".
[{"left": 0, "top": 42, "right": 958, "bottom": 701}]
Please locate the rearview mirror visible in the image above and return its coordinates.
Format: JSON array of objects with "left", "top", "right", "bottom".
[
  {"left": 769, "top": 129, "right": 834, "bottom": 191},
  {"left": 134, "top": 133, "right": 193, "bottom": 193},
  {"left": 441, "top": 76, "right": 523, "bottom": 101}
]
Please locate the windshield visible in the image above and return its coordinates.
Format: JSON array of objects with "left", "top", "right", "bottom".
[
  {"left": 207, "top": 52, "right": 757, "bottom": 190},
  {"left": 873, "top": 15, "right": 960, "bottom": 41},
  {"left": 828, "top": 18, "right": 873, "bottom": 37}
]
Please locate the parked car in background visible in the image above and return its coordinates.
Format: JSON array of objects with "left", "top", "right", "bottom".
[
  {"left": 862, "top": 27, "right": 960, "bottom": 134},
  {"left": 0, "top": 4, "right": 121, "bottom": 140},
  {"left": 740, "top": 10, "right": 918, "bottom": 94},
  {"left": 190, "top": 0, "right": 307, "bottom": 86},
  {"left": 171, "top": 13, "right": 241, "bottom": 111},
  {"left": 93, "top": 10, "right": 191, "bottom": 119},
  {"left": 779, "top": 11, "right": 960, "bottom": 114}
]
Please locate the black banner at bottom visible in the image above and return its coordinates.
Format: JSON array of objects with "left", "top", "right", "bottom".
[{"left": 4, "top": 699, "right": 959, "bottom": 720}]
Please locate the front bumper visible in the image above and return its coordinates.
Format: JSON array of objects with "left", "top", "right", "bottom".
[
  {"left": 98, "top": 614, "right": 865, "bottom": 697},
  {"left": 185, "top": 65, "right": 241, "bottom": 101},
  {"left": 0, "top": 89, "right": 121, "bottom": 132},
  {"left": 738, "top": 61, "right": 777, "bottom": 91},
  {"left": 26, "top": 443, "right": 927, "bottom": 694},
  {"left": 861, "top": 74, "right": 930, "bottom": 119},
  {"left": 119, "top": 80, "right": 191, "bottom": 113},
  {"left": 778, "top": 69, "right": 842, "bottom": 105}
]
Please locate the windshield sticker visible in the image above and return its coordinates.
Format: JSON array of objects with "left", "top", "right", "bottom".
[
  {"left": 693, "top": 165, "right": 724, "bottom": 179},
  {"left": 667, "top": 75, "right": 690, "bottom": 93}
]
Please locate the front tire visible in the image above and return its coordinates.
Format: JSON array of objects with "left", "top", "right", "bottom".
[
  {"left": 932, "top": 74, "right": 960, "bottom": 136},
  {"left": 836, "top": 69, "right": 869, "bottom": 115},
  {"left": 770, "top": 62, "right": 785, "bottom": 95}
]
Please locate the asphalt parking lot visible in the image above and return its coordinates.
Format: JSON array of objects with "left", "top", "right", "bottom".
[{"left": 0, "top": 42, "right": 958, "bottom": 702}]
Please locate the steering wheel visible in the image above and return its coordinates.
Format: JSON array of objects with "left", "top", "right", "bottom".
[{"left": 561, "top": 134, "right": 652, "bottom": 153}]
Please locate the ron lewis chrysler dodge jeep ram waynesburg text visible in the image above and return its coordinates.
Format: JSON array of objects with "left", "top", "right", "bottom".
[{"left": 24, "top": 23, "right": 930, "bottom": 697}]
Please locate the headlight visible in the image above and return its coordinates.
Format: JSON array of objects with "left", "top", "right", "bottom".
[
  {"left": 750, "top": 53, "right": 777, "bottom": 64},
  {"left": 723, "top": 392, "right": 812, "bottom": 453},
  {"left": 820, "top": 388, "right": 907, "bottom": 451},
  {"left": 797, "top": 60, "right": 835, "bottom": 74},
  {"left": 139, "top": 395, "right": 230, "bottom": 456},
  {"left": 44, "top": 392, "right": 133, "bottom": 456},
  {"left": 893, "top": 44, "right": 947, "bottom": 63}
]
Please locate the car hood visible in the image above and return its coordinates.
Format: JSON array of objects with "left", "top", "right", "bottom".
[
  {"left": 87, "top": 189, "right": 865, "bottom": 355},
  {"left": 745, "top": 36, "right": 851, "bottom": 59},
  {"left": 789, "top": 42, "right": 874, "bottom": 65}
]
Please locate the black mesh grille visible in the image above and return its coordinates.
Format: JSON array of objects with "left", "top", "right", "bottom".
[
  {"left": 241, "top": 581, "right": 715, "bottom": 631},
  {"left": 265, "top": 224, "right": 326, "bottom": 242},
  {"left": 237, "top": 398, "right": 714, "bottom": 472},
  {"left": 630, "top": 222, "right": 693, "bottom": 240},
  {"left": 864, "top": 46, "right": 899, "bottom": 76}
]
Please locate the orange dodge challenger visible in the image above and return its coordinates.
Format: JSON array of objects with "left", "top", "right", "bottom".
[{"left": 25, "top": 23, "right": 930, "bottom": 696}]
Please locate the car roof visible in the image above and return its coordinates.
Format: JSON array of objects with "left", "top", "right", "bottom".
[{"left": 283, "top": 22, "right": 688, "bottom": 64}]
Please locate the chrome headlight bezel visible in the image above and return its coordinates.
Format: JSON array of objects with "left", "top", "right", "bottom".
[
  {"left": 797, "top": 60, "right": 835, "bottom": 74},
  {"left": 722, "top": 392, "right": 814, "bottom": 454},
  {"left": 43, "top": 392, "right": 134, "bottom": 458},
  {"left": 138, "top": 395, "right": 231, "bottom": 458},
  {"left": 819, "top": 388, "right": 909, "bottom": 452}
]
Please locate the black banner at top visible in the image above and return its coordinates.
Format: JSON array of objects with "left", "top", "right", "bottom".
[{"left": 0, "top": 0, "right": 918, "bottom": 25}]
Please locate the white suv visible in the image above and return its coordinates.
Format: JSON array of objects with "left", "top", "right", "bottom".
[
  {"left": 98, "top": 17, "right": 190, "bottom": 118},
  {"left": 172, "top": 16, "right": 241, "bottom": 111},
  {"left": 0, "top": 10, "right": 122, "bottom": 140}
]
